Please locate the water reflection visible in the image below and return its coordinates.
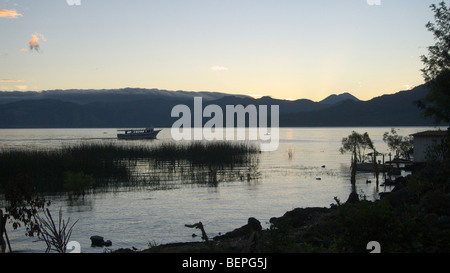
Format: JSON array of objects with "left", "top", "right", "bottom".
[
  {"left": 65, "top": 198, "right": 94, "bottom": 213},
  {"left": 126, "top": 156, "right": 261, "bottom": 187},
  {"left": 0, "top": 127, "right": 434, "bottom": 253}
]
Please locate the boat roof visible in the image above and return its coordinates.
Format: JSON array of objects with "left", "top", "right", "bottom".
[
  {"left": 410, "top": 130, "right": 448, "bottom": 137},
  {"left": 117, "top": 127, "right": 157, "bottom": 131}
]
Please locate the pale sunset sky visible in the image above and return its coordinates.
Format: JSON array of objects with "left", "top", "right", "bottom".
[{"left": 0, "top": 0, "right": 440, "bottom": 101}]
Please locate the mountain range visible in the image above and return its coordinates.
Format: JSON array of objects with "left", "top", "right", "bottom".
[{"left": 0, "top": 85, "right": 434, "bottom": 128}]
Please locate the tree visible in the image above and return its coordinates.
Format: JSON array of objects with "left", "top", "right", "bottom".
[
  {"left": 2, "top": 175, "right": 79, "bottom": 253},
  {"left": 340, "top": 131, "right": 374, "bottom": 163},
  {"left": 383, "top": 128, "right": 414, "bottom": 160},
  {"left": 1, "top": 174, "right": 50, "bottom": 252},
  {"left": 417, "top": 1, "right": 450, "bottom": 125},
  {"left": 340, "top": 131, "right": 375, "bottom": 185},
  {"left": 416, "top": 1, "right": 450, "bottom": 187},
  {"left": 3, "top": 175, "right": 50, "bottom": 235}
]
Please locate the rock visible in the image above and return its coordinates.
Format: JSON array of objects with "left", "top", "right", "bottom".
[
  {"left": 90, "top": 235, "right": 112, "bottom": 247},
  {"left": 394, "top": 176, "right": 406, "bottom": 184},
  {"left": 380, "top": 187, "right": 414, "bottom": 207},
  {"left": 247, "top": 217, "right": 262, "bottom": 232},
  {"left": 213, "top": 217, "right": 262, "bottom": 241},
  {"left": 114, "top": 248, "right": 136, "bottom": 253},
  {"left": 90, "top": 235, "right": 104, "bottom": 247},
  {"left": 345, "top": 191, "right": 359, "bottom": 204},
  {"left": 269, "top": 207, "right": 330, "bottom": 228},
  {"left": 381, "top": 178, "right": 396, "bottom": 186}
]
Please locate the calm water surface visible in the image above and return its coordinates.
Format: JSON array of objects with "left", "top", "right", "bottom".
[{"left": 0, "top": 127, "right": 437, "bottom": 253}]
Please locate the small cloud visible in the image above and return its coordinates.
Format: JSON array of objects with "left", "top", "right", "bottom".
[
  {"left": 28, "top": 33, "right": 46, "bottom": 52},
  {"left": 15, "top": 85, "right": 28, "bottom": 91},
  {"left": 0, "top": 9, "right": 23, "bottom": 18},
  {"left": 0, "top": 79, "right": 25, "bottom": 83},
  {"left": 211, "top": 65, "right": 228, "bottom": 71}
]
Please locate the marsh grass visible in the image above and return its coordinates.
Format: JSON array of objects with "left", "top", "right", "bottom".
[{"left": 0, "top": 141, "right": 260, "bottom": 194}]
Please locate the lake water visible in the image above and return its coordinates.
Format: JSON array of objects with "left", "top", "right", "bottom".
[{"left": 0, "top": 127, "right": 438, "bottom": 253}]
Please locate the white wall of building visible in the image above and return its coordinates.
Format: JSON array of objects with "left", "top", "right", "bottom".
[{"left": 413, "top": 136, "right": 443, "bottom": 162}]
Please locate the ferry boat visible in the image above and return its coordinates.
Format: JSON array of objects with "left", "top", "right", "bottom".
[{"left": 117, "top": 127, "right": 161, "bottom": 140}]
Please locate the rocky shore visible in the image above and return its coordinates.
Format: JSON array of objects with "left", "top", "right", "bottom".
[
  {"left": 113, "top": 169, "right": 450, "bottom": 253},
  {"left": 113, "top": 204, "right": 336, "bottom": 253}
]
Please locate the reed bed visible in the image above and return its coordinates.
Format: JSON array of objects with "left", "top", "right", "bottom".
[{"left": 0, "top": 141, "right": 260, "bottom": 193}]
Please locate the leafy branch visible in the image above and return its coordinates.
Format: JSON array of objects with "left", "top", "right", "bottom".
[{"left": 35, "top": 208, "right": 78, "bottom": 253}]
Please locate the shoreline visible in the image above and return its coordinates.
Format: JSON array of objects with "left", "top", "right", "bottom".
[
  {"left": 112, "top": 191, "right": 382, "bottom": 253},
  {"left": 114, "top": 170, "right": 450, "bottom": 253},
  {"left": 114, "top": 206, "right": 334, "bottom": 253}
]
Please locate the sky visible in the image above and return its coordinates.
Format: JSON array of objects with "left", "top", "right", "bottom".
[{"left": 0, "top": 0, "right": 441, "bottom": 101}]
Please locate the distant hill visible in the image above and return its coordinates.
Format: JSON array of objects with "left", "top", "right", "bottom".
[
  {"left": 0, "top": 88, "right": 244, "bottom": 105},
  {"left": 280, "top": 85, "right": 432, "bottom": 126},
  {"left": 0, "top": 85, "right": 435, "bottom": 128},
  {"left": 205, "top": 95, "right": 330, "bottom": 114},
  {"left": 319, "top": 92, "right": 360, "bottom": 105}
]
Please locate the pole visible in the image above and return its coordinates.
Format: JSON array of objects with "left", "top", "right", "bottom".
[{"left": 1, "top": 210, "right": 12, "bottom": 253}]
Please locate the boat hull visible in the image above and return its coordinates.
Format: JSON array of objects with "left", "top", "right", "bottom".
[{"left": 117, "top": 130, "right": 161, "bottom": 140}]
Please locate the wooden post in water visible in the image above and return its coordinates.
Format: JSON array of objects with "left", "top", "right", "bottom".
[
  {"left": 0, "top": 210, "right": 12, "bottom": 253},
  {"left": 185, "top": 222, "right": 209, "bottom": 242},
  {"left": 0, "top": 210, "right": 4, "bottom": 253},
  {"left": 373, "top": 152, "right": 379, "bottom": 188},
  {"left": 350, "top": 155, "right": 357, "bottom": 186}
]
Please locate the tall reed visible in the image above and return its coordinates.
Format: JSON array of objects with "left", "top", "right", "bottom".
[{"left": 0, "top": 140, "right": 260, "bottom": 193}]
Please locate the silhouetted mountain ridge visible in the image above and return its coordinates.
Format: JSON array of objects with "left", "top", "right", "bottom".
[
  {"left": 0, "top": 88, "right": 246, "bottom": 105},
  {"left": 319, "top": 92, "right": 360, "bottom": 105},
  {"left": 280, "top": 85, "right": 431, "bottom": 126},
  {"left": 0, "top": 85, "right": 434, "bottom": 128}
]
